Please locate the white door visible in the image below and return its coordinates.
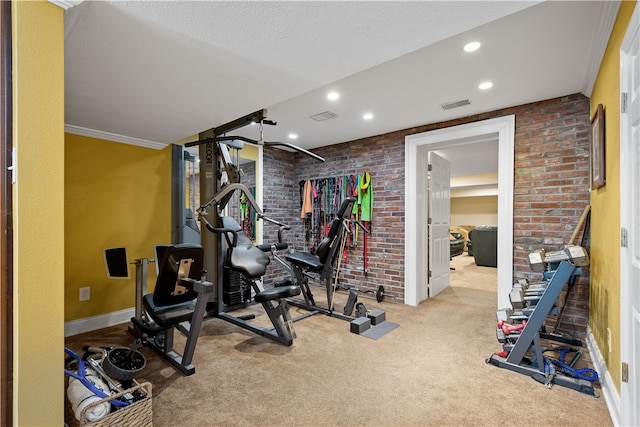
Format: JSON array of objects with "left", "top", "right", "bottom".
[
  {"left": 621, "top": 6, "right": 640, "bottom": 425},
  {"left": 428, "top": 152, "right": 451, "bottom": 297}
]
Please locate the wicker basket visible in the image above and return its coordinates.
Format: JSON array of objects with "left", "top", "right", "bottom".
[{"left": 66, "top": 381, "right": 153, "bottom": 427}]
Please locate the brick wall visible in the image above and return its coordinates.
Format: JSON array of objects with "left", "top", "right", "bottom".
[
  {"left": 261, "top": 145, "right": 297, "bottom": 284},
  {"left": 510, "top": 95, "right": 591, "bottom": 337},
  {"left": 262, "top": 93, "right": 591, "bottom": 337}
]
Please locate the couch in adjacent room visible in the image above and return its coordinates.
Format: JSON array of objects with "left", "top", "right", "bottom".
[
  {"left": 450, "top": 225, "right": 475, "bottom": 253},
  {"left": 468, "top": 225, "right": 498, "bottom": 267},
  {"left": 450, "top": 232, "right": 465, "bottom": 257}
]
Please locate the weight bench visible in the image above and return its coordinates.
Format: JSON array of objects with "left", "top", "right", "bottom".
[
  {"left": 129, "top": 244, "right": 213, "bottom": 376},
  {"left": 285, "top": 198, "right": 358, "bottom": 320}
]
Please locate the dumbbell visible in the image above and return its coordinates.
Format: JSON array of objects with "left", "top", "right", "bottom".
[
  {"left": 513, "top": 280, "right": 547, "bottom": 295},
  {"left": 496, "top": 328, "right": 517, "bottom": 344},
  {"left": 497, "top": 319, "right": 527, "bottom": 335},
  {"left": 496, "top": 307, "right": 528, "bottom": 323},
  {"left": 495, "top": 319, "right": 527, "bottom": 344},
  {"left": 510, "top": 286, "right": 545, "bottom": 309},
  {"left": 528, "top": 249, "right": 547, "bottom": 272},
  {"left": 528, "top": 248, "right": 568, "bottom": 271},
  {"left": 565, "top": 244, "right": 589, "bottom": 266},
  {"left": 528, "top": 245, "right": 590, "bottom": 272}
]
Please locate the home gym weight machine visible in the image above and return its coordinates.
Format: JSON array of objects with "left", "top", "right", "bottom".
[
  {"left": 187, "top": 109, "right": 390, "bottom": 336},
  {"left": 127, "top": 110, "right": 325, "bottom": 375},
  {"left": 183, "top": 109, "right": 325, "bottom": 343}
]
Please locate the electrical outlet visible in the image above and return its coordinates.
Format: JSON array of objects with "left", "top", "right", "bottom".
[
  {"left": 607, "top": 327, "right": 612, "bottom": 353},
  {"left": 79, "top": 287, "right": 90, "bottom": 301}
]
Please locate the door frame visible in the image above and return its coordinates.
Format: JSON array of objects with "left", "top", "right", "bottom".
[
  {"left": 1, "top": 1, "right": 12, "bottom": 424},
  {"left": 620, "top": 4, "right": 639, "bottom": 424},
  {"left": 404, "top": 115, "right": 515, "bottom": 307}
]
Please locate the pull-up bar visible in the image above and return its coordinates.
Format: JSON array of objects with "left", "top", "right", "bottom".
[
  {"left": 185, "top": 135, "right": 324, "bottom": 163},
  {"left": 184, "top": 108, "right": 325, "bottom": 162}
]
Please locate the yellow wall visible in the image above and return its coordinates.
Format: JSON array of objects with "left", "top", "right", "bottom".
[
  {"left": 451, "top": 195, "right": 498, "bottom": 226},
  {"left": 65, "top": 134, "right": 172, "bottom": 320},
  {"left": 588, "top": 0, "right": 635, "bottom": 394},
  {"left": 12, "top": 1, "right": 65, "bottom": 424},
  {"left": 235, "top": 143, "right": 258, "bottom": 163}
]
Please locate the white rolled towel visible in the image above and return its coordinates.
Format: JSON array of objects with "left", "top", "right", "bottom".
[{"left": 67, "top": 368, "right": 111, "bottom": 422}]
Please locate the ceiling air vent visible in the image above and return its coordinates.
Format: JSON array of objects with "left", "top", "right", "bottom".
[
  {"left": 440, "top": 99, "right": 471, "bottom": 111},
  {"left": 310, "top": 111, "right": 338, "bottom": 121}
]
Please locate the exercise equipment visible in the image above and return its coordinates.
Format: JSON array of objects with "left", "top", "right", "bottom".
[
  {"left": 65, "top": 347, "right": 132, "bottom": 409},
  {"left": 285, "top": 197, "right": 357, "bottom": 316},
  {"left": 129, "top": 244, "right": 214, "bottom": 375},
  {"left": 102, "top": 342, "right": 146, "bottom": 382},
  {"left": 129, "top": 110, "right": 322, "bottom": 376},
  {"left": 532, "top": 347, "right": 598, "bottom": 388},
  {"left": 283, "top": 198, "right": 395, "bottom": 336},
  {"left": 65, "top": 346, "right": 152, "bottom": 424},
  {"left": 486, "top": 245, "right": 599, "bottom": 396},
  {"left": 497, "top": 319, "right": 527, "bottom": 335},
  {"left": 129, "top": 221, "right": 300, "bottom": 376},
  {"left": 358, "top": 171, "right": 373, "bottom": 276},
  {"left": 197, "top": 183, "right": 301, "bottom": 346},
  {"left": 180, "top": 110, "right": 320, "bottom": 349},
  {"left": 527, "top": 244, "right": 589, "bottom": 272}
]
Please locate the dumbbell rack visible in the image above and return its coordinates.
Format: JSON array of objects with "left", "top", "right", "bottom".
[{"left": 486, "top": 260, "right": 597, "bottom": 396}]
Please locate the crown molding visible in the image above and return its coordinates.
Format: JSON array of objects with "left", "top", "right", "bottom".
[
  {"left": 582, "top": 1, "right": 622, "bottom": 97},
  {"left": 48, "top": 0, "right": 83, "bottom": 11},
  {"left": 65, "top": 125, "right": 167, "bottom": 150}
]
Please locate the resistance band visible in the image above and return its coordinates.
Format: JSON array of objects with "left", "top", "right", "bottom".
[{"left": 544, "top": 348, "right": 598, "bottom": 382}]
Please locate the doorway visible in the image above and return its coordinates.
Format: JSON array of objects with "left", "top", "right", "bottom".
[{"left": 404, "top": 115, "right": 515, "bottom": 308}]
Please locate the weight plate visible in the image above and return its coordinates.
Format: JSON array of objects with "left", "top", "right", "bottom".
[
  {"left": 376, "top": 285, "right": 385, "bottom": 303},
  {"left": 355, "top": 302, "right": 367, "bottom": 318},
  {"left": 154, "top": 332, "right": 166, "bottom": 349}
]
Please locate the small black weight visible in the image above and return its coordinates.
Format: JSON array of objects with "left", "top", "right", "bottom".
[
  {"left": 376, "top": 285, "right": 385, "bottom": 303},
  {"left": 103, "top": 346, "right": 146, "bottom": 381}
]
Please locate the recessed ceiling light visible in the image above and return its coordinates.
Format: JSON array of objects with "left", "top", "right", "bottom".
[
  {"left": 327, "top": 91, "right": 340, "bottom": 101},
  {"left": 362, "top": 113, "right": 373, "bottom": 120},
  {"left": 464, "top": 41, "right": 481, "bottom": 52},
  {"left": 479, "top": 81, "right": 493, "bottom": 90},
  {"left": 288, "top": 133, "right": 298, "bottom": 140}
]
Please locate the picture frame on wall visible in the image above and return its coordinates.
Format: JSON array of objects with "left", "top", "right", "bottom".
[{"left": 590, "top": 103, "right": 605, "bottom": 189}]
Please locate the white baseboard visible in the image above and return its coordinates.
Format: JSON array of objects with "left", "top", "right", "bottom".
[
  {"left": 65, "top": 308, "right": 134, "bottom": 337},
  {"left": 586, "top": 326, "right": 620, "bottom": 426}
]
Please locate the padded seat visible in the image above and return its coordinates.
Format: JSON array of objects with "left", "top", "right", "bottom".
[
  {"left": 230, "top": 243, "right": 270, "bottom": 278},
  {"left": 151, "top": 244, "right": 204, "bottom": 307},
  {"left": 285, "top": 204, "right": 346, "bottom": 272},
  {"left": 143, "top": 294, "right": 197, "bottom": 328},
  {"left": 285, "top": 251, "right": 325, "bottom": 271},
  {"left": 254, "top": 285, "right": 301, "bottom": 303},
  {"left": 130, "top": 243, "right": 213, "bottom": 376},
  {"left": 221, "top": 216, "right": 270, "bottom": 278}
]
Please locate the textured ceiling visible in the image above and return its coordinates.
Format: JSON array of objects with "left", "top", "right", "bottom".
[{"left": 64, "top": 1, "right": 617, "bottom": 176}]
